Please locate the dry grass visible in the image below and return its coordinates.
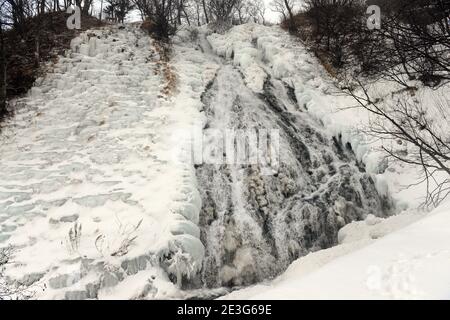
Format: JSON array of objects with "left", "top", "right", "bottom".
[
  {"left": 313, "top": 50, "right": 339, "bottom": 79},
  {"left": 282, "top": 13, "right": 341, "bottom": 80},
  {"left": 153, "top": 41, "right": 177, "bottom": 97}
]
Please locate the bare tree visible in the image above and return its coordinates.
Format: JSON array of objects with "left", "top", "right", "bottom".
[
  {"left": 190, "top": 0, "right": 203, "bottom": 25},
  {"left": 104, "top": 0, "right": 134, "bottom": 23},
  {"left": 247, "top": 0, "right": 266, "bottom": 25},
  {"left": 296, "top": 0, "right": 449, "bottom": 84},
  {"left": 371, "top": 0, "right": 450, "bottom": 88},
  {"left": 99, "top": 0, "right": 103, "bottom": 20},
  {"left": 181, "top": 0, "right": 210, "bottom": 25},
  {"left": 344, "top": 81, "right": 450, "bottom": 207},
  {"left": 133, "top": 0, "right": 154, "bottom": 20},
  {"left": 3, "top": 0, "right": 32, "bottom": 31},
  {"left": 234, "top": 0, "right": 266, "bottom": 24},
  {"left": 134, "top": 0, "right": 182, "bottom": 39},
  {"left": 271, "top": 0, "right": 295, "bottom": 22},
  {"left": 82, "top": 0, "right": 94, "bottom": 14},
  {"left": 301, "top": 0, "right": 366, "bottom": 67},
  {"left": 201, "top": 0, "right": 208, "bottom": 23},
  {"left": 208, "top": 0, "right": 240, "bottom": 29}
]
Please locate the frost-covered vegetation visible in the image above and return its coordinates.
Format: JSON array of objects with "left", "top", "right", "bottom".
[{"left": 283, "top": 0, "right": 450, "bottom": 206}]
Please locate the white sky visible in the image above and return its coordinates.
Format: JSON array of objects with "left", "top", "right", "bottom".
[{"left": 264, "top": 0, "right": 282, "bottom": 23}]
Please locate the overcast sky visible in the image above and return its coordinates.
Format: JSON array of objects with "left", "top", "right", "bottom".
[{"left": 264, "top": 0, "right": 281, "bottom": 23}]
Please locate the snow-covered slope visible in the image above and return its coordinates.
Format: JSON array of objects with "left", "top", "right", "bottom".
[
  {"left": 0, "top": 25, "right": 206, "bottom": 299},
  {"left": 223, "top": 200, "right": 450, "bottom": 300},
  {"left": 1, "top": 22, "right": 448, "bottom": 300}
]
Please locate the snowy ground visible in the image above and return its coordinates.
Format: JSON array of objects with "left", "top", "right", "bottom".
[
  {"left": 223, "top": 202, "right": 450, "bottom": 300},
  {"left": 1, "top": 22, "right": 448, "bottom": 300}
]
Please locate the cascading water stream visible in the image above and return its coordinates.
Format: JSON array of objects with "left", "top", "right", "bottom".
[{"left": 194, "top": 62, "right": 392, "bottom": 289}]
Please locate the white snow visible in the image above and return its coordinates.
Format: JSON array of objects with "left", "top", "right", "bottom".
[
  {"left": 223, "top": 200, "right": 450, "bottom": 300},
  {"left": 1, "top": 21, "right": 449, "bottom": 300},
  {"left": 0, "top": 25, "right": 206, "bottom": 299}
]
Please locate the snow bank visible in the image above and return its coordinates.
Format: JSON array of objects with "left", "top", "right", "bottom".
[
  {"left": 0, "top": 24, "right": 207, "bottom": 299},
  {"left": 223, "top": 201, "right": 450, "bottom": 300}
]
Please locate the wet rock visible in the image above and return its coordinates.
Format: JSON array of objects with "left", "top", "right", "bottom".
[
  {"left": 85, "top": 282, "right": 100, "bottom": 299},
  {"left": 121, "top": 255, "right": 150, "bottom": 276},
  {"left": 101, "top": 272, "right": 120, "bottom": 288},
  {"left": 49, "top": 273, "right": 81, "bottom": 289},
  {"left": 20, "top": 272, "right": 45, "bottom": 287},
  {"left": 60, "top": 214, "right": 79, "bottom": 223}
]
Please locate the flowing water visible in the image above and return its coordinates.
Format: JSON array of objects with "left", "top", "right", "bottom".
[{"left": 194, "top": 61, "right": 392, "bottom": 288}]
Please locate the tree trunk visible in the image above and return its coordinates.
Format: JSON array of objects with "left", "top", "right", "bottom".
[
  {"left": 284, "top": 0, "right": 294, "bottom": 20},
  {"left": 100, "top": 0, "right": 104, "bottom": 21},
  {"left": 183, "top": 6, "right": 191, "bottom": 26},
  {"left": 82, "top": 0, "right": 91, "bottom": 14},
  {"left": 40, "top": 0, "right": 46, "bottom": 14},
  {"left": 202, "top": 0, "right": 209, "bottom": 24},
  {"left": 196, "top": 2, "right": 201, "bottom": 26}
]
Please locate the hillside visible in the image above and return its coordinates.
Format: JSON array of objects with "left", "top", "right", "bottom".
[{"left": 0, "top": 21, "right": 449, "bottom": 300}]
